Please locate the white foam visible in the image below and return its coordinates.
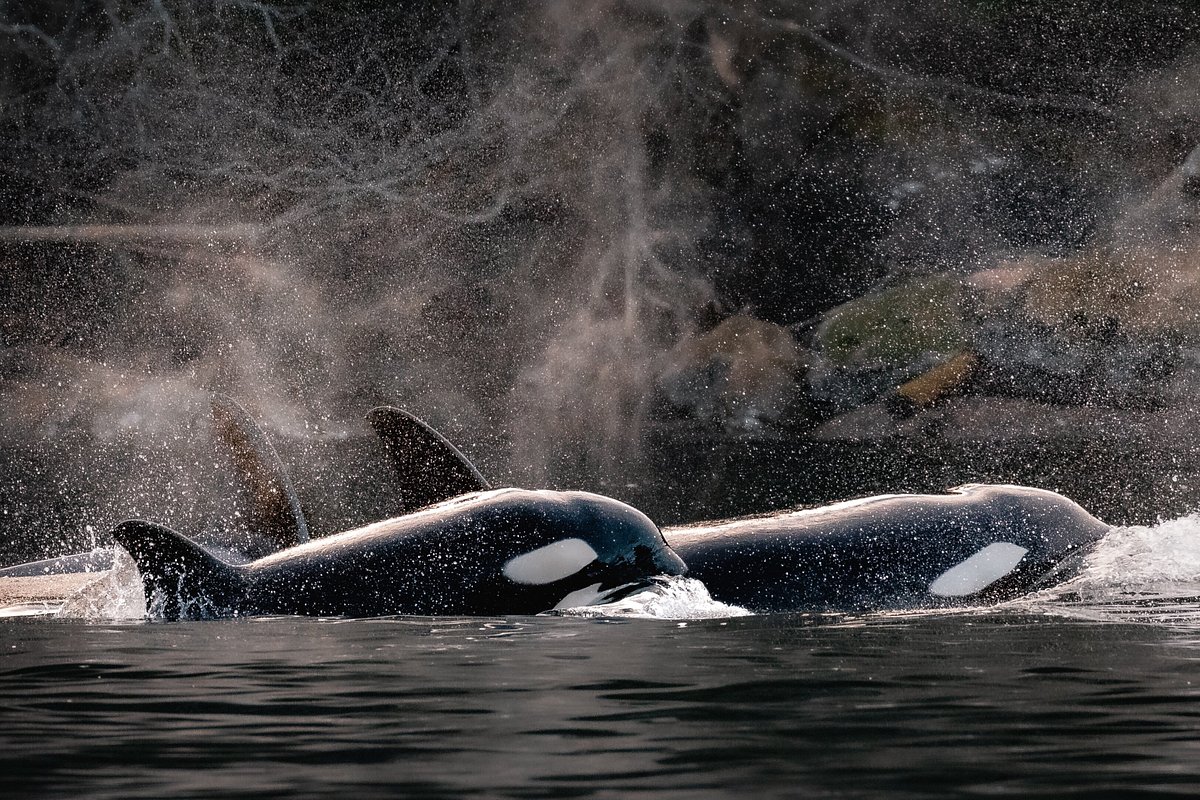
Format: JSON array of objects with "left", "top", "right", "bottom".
[
  {"left": 1074, "top": 515, "right": 1200, "bottom": 589},
  {"left": 56, "top": 547, "right": 147, "bottom": 620},
  {"left": 1019, "top": 514, "right": 1200, "bottom": 627},
  {"left": 556, "top": 576, "right": 752, "bottom": 620}
]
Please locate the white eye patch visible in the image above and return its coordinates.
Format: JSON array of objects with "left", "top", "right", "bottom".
[
  {"left": 929, "top": 542, "right": 1028, "bottom": 597},
  {"left": 503, "top": 538, "right": 599, "bottom": 585}
]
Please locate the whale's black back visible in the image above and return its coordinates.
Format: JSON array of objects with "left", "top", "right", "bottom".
[
  {"left": 114, "top": 488, "right": 687, "bottom": 620},
  {"left": 241, "top": 490, "right": 660, "bottom": 617},
  {"left": 666, "top": 485, "right": 1110, "bottom": 612}
]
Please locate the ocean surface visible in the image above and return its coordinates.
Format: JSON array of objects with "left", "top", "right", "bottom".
[{"left": 3, "top": 517, "right": 1200, "bottom": 798}]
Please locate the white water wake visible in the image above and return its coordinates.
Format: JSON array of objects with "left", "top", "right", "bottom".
[
  {"left": 56, "top": 548, "right": 148, "bottom": 620},
  {"left": 555, "top": 576, "right": 753, "bottom": 620},
  {"left": 0, "top": 547, "right": 145, "bottom": 620},
  {"left": 1021, "top": 515, "right": 1200, "bottom": 626}
]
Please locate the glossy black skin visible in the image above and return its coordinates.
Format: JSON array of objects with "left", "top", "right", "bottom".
[
  {"left": 364, "top": 413, "right": 1115, "bottom": 613},
  {"left": 665, "top": 485, "right": 1111, "bottom": 613},
  {"left": 114, "top": 488, "right": 686, "bottom": 620}
]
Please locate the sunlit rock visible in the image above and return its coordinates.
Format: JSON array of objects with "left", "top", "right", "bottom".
[
  {"left": 808, "top": 276, "right": 967, "bottom": 411},
  {"left": 655, "top": 315, "right": 804, "bottom": 430}
]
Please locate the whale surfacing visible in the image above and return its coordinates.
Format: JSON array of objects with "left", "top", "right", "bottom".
[
  {"left": 360, "top": 411, "right": 1113, "bottom": 613},
  {"left": 113, "top": 488, "right": 686, "bottom": 620},
  {"left": 666, "top": 484, "right": 1109, "bottom": 612}
]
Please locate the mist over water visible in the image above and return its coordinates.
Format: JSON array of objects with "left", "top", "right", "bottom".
[
  {"left": 4, "top": 2, "right": 1200, "bottom": 557},
  {"left": 2, "top": 2, "right": 732, "bottom": 552}
]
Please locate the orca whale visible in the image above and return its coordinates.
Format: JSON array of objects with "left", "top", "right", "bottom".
[
  {"left": 3, "top": 401, "right": 1111, "bottom": 617},
  {"left": 107, "top": 399, "right": 687, "bottom": 619},
  {"left": 364, "top": 409, "right": 1112, "bottom": 612},
  {"left": 366, "top": 406, "right": 491, "bottom": 512},
  {"left": 112, "top": 488, "right": 685, "bottom": 620},
  {"left": 664, "top": 484, "right": 1109, "bottom": 612}
]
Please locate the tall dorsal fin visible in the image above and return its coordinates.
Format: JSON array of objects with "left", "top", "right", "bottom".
[
  {"left": 111, "top": 519, "right": 248, "bottom": 620},
  {"left": 367, "top": 407, "right": 491, "bottom": 511},
  {"left": 211, "top": 394, "right": 309, "bottom": 551}
]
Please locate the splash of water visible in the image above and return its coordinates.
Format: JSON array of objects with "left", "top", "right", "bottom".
[
  {"left": 57, "top": 547, "right": 148, "bottom": 620},
  {"left": 4, "top": 547, "right": 150, "bottom": 621},
  {"left": 1014, "top": 515, "right": 1200, "bottom": 626},
  {"left": 556, "top": 576, "right": 752, "bottom": 620},
  {"left": 1079, "top": 514, "right": 1200, "bottom": 585}
]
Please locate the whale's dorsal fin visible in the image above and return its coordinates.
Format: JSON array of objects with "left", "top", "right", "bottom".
[
  {"left": 367, "top": 407, "right": 491, "bottom": 511},
  {"left": 211, "top": 394, "right": 310, "bottom": 550},
  {"left": 111, "top": 520, "right": 248, "bottom": 620}
]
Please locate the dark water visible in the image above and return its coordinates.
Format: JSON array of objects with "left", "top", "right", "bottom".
[{"left": 3, "top": 613, "right": 1199, "bottom": 799}]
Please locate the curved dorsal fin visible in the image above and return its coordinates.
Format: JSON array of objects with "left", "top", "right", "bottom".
[
  {"left": 111, "top": 519, "right": 247, "bottom": 620},
  {"left": 211, "top": 394, "right": 310, "bottom": 551},
  {"left": 367, "top": 407, "right": 491, "bottom": 511}
]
